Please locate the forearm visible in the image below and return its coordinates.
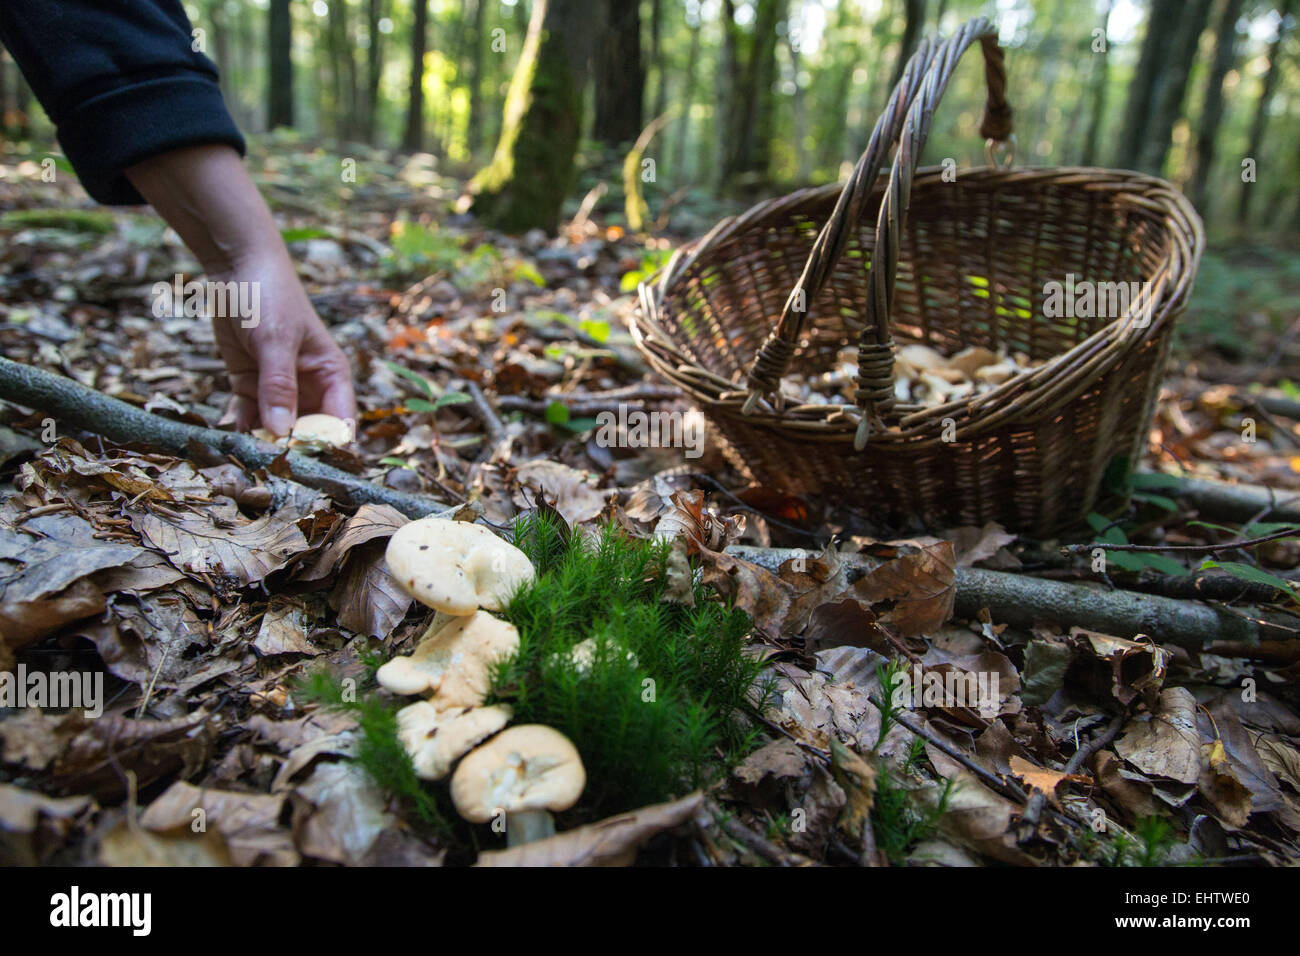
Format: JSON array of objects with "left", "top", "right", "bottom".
[{"left": 125, "top": 145, "right": 286, "bottom": 276}]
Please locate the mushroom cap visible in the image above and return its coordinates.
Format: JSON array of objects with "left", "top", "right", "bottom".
[
  {"left": 376, "top": 610, "right": 520, "bottom": 705},
  {"left": 450, "top": 725, "right": 586, "bottom": 823},
  {"left": 386, "top": 518, "right": 535, "bottom": 615},
  {"left": 396, "top": 702, "right": 514, "bottom": 780},
  {"left": 289, "top": 413, "right": 354, "bottom": 448}
]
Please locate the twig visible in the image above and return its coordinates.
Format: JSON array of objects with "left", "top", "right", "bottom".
[
  {"left": 1019, "top": 715, "right": 1123, "bottom": 831},
  {"left": 0, "top": 356, "right": 457, "bottom": 519},
  {"left": 1062, "top": 526, "right": 1299, "bottom": 556}
]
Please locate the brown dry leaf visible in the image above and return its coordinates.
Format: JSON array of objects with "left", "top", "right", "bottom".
[
  {"left": 1072, "top": 629, "right": 1170, "bottom": 709},
  {"left": 930, "top": 769, "right": 1038, "bottom": 866},
  {"left": 99, "top": 820, "right": 232, "bottom": 866},
  {"left": 78, "top": 589, "right": 215, "bottom": 689},
  {"left": 777, "top": 544, "right": 853, "bottom": 629},
  {"left": 298, "top": 503, "right": 407, "bottom": 582},
  {"left": 253, "top": 599, "right": 320, "bottom": 657},
  {"left": 1006, "top": 754, "right": 1089, "bottom": 809},
  {"left": 0, "top": 784, "right": 94, "bottom": 865},
  {"left": 0, "top": 709, "right": 216, "bottom": 801},
  {"left": 476, "top": 792, "right": 705, "bottom": 866},
  {"left": 514, "top": 460, "right": 610, "bottom": 526},
  {"left": 733, "top": 739, "right": 810, "bottom": 791},
  {"left": 139, "top": 781, "right": 297, "bottom": 866},
  {"left": 804, "top": 599, "right": 885, "bottom": 654},
  {"left": 830, "top": 738, "right": 877, "bottom": 837},
  {"left": 698, "top": 547, "right": 793, "bottom": 638},
  {"left": 134, "top": 505, "right": 309, "bottom": 585},
  {"left": 329, "top": 539, "right": 413, "bottom": 639},
  {"left": 854, "top": 541, "right": 956, "bottom": 636},
  {"left": 1198, "top": 738, "right": 1253, "bottom": 829},
  {"left": 944, "top": 521, "right": 1017, "bottom": 568},
  {"left": 1115, "top": 687, "right": 1201, "bottom": 784},
  {"left": 0, "top": 576, "right": 107, "bottom": 653},
  {"left": 0, "top": 515, "right": 144, "bottom": 604},
  {"left": 290, "top": 760, "right": 394, "bottom": 865}
]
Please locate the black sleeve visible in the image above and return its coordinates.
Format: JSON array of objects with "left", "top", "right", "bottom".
[{"left": 0, "top": 0, "right": 246, "bottom": 205}]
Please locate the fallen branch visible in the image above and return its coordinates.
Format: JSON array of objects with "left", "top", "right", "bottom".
[
  {"left": 1142, "top": 471, "right": 1300, "bottom": 523},
  {"left": 0, "top": 356, "right": 456, "bottom": 519},
  {"left": 726, "top": 545, "right": 1292, "bottom": 647}
]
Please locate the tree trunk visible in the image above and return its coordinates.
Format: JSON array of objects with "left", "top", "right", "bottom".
[
  {"left": 1236, "top": 0, "right": 1294, "bottom": 225},
  {"left": 718, "top": 0, "right": 784, "bottom": 190},
  {"left": 785, "top": 17, "right": 810, "bottom": 183},
  {"left": 1136, "top": 0, "right": 1213, "bottom": 175},
  {"left": 466, "top": 0, "right": 485, "bottom": 155},
  {"left": 1079, "top": 0, "right": 1113, "bottom": 166},
  {"left": 888, "top": 0, "right": 926, "bottom": 90},
  {"left": 404, "top": 0, "right": 429, "bottom": 151},
  {"left": 468, "top": 0, "right": 592, "bottom": 233},
  {"left": 592, "top": 0, "right": 644, "bottom": 146},
  {"left": 267, "top": 0, "right": 294, "bottom": 129},
  {"left": 1114, "top": 0, "right": 1180, "bottom": 170},
  {"left": 363, "top": 0, "right": 385, "bottom": 143},
  {"left": 1186, "top": 0, "right": 1245, "bottom": 212},
  {"left": 327, "top": 0, "right": 357, "bottom": 142},
  {"left": 649, "top": 0, "right": 667, "bottom": 121},
  {"left": 671, "top": 13, "right": 702, "bottom": 184}
]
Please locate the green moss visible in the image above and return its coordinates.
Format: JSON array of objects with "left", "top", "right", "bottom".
[
  {"left": 0, "top": 208, "right": 115, "bottom": 233},
  {"left": 489, "top": 515, "right": 767, "bottom": 817}
]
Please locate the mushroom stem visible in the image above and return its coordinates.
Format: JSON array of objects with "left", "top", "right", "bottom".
[{"left": 507, "top": 810, "right": 556, "bottom": 846}]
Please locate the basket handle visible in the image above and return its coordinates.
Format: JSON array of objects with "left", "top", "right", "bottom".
[{"left": 741, "top": 16, "right": 1013, "bottom": 450}]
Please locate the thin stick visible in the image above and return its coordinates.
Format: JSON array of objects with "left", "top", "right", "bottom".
[{"left": 1061, "top": 527, "right": 1299, "bottom": 556}]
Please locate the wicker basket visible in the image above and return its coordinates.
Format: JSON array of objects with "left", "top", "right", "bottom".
[{"left": 631, "top": 17, "right": 1204, "bottom": 535}]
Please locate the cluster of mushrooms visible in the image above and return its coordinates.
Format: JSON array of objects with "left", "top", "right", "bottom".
[
  {"left": 783, "top": 343, "right": 1040, "bottom": 407},
  {"left": 379, "top": 517, "right": 587, "bottom": 846}
]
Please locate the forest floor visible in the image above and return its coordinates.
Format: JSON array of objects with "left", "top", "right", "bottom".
[{"left": 1, "top": 139, "right": 1299, "bottom": 867}]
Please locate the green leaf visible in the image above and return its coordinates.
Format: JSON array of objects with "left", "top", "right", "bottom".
[
  {"left": 1132, "top": 492, "right": 1178, "bottom": 512},
  {"left": 1085, "top": 512, "right": 1112, "bottom": 534},
  {"left": 1104, "top": 550, "right": 1149, "bottom": 573},
  {"left": 1200, "top": 560, "right": 1298, "bottom": 599},
  {"left": 384, "top": 361, "right": 437, "bottom": 397},
  {"left": 580, "top": 319, "right": 612, "bottom": 343},
  {"left": 511, "top": 260, "right": 546, "bottom": 287},
  {"left": 564, "top": 417, "right": 601, "bottom": 433},
  {"left": 545, "top": 401, "right": 570, "bottom": 425},
  {"left": 1137, "top": 553, "right": 1186, "bottom": 575},
  {"left": 1130, "top": 472, "right": 1183, "bottom": 491},
  {"left": 405, "top": 397, "right": 439, "bottom": 414},
  {"left": 620, "top": 270, "right": 646, "bottom": 293},
  {"left": 379, "top": 457, "right": 410, "bottom": 468},
  {"left": 281, "top": 226, "right": 332, "bottom": 243},
  {"left": 433, "top": 391, "right": 473, "bottom": 409}
]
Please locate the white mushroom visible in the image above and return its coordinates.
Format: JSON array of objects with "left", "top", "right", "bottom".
[
  {"left": 253, "top": 413, "right": 354, "bottom": 449},
  {"left": 396, "top": 702, "right": 514, "bottom": 780},
  {"left": 568, "top": 637, "right": 639, "bottom": 674},
  {"left": 376, "top": 610, "right": 519, "bottom": 706},
  {"left": 386, "top": 518, "right": 535, "bottom": 616},
  {"left": 450, "top": 725, "right": 586, "bottom": 845}
]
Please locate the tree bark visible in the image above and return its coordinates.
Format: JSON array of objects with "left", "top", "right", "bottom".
[
  {"left": 1136, "top": 0, "right": 1213, "bottom": 175},
  {"left": 1113, "top": 0, "right": 1180, "bottom": 170},
  {"left": 592, "top": 0, "right": 644, "bottom": 146},
  {"left": 0, "top": 357, "right": 455, "bottom": 519},
  {"left": 671, "top": 12, "right": 702, "bottom": 184},
  {"left": 468, "top": 0, "right": 592, "bottom": 233},
  {"left": 466, "top": 0, "right": 486, "bottom": 155},
  {"left": 1186, "top": 0, "right": 1245, "bottom": 211},
  {"left": 363, "top": 0, "right": 385, "bottom": 143},
  {"left": 1236, "top": 0, "right": 1294, "bottom": 225},
  {"left": 403, "top": 0, "right": 430, "bottom": 151},
  {"left": 726, "top": 546, "right": 1292, "bottom": 649},
  {"left": 267, "top": 0, "right": 294, "bottom": 129},
  {"left": 887, "top": 0, "right": 926, "bottom": 90}
]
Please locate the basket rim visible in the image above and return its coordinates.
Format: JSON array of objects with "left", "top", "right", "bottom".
[{"left": 630, "top": 164, "right": 1205, "bottom": 446}]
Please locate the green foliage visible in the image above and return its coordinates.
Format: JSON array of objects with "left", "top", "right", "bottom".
[
  {"left": 491, "top": 514, "right": 766, "bottom": 816},
  {"left": 1085, "top": 512, "right": 1185, "bottom": 575},
  {"left": 0, "top": 208, "right": 115, "bottom": 234},
  {"left": 620, "top": 249, "right": 674, "bottom": 292},
  {"left": 1199, "top": 558, "right": 1299, "bottom": 604},
  {"left": 294, "top": 669, "right": 452, "bottom": 835},
  {"left": 1110, "top": 816, "right": 1181, "bottom": 867},
  {"left": 383, "top": 360, "right": 471, "bottom": 414},
  {"left": 872, "top": 740, "right": 954, "bottom": 866}
]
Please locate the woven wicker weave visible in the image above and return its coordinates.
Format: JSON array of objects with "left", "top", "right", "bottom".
[{"left": 630, "top": 17, "right": 1204, "bottom": 535}]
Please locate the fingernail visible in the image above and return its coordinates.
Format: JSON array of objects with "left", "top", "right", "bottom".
[{"left": 266, "top": 406, "right": 294, "bottom": 437}]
